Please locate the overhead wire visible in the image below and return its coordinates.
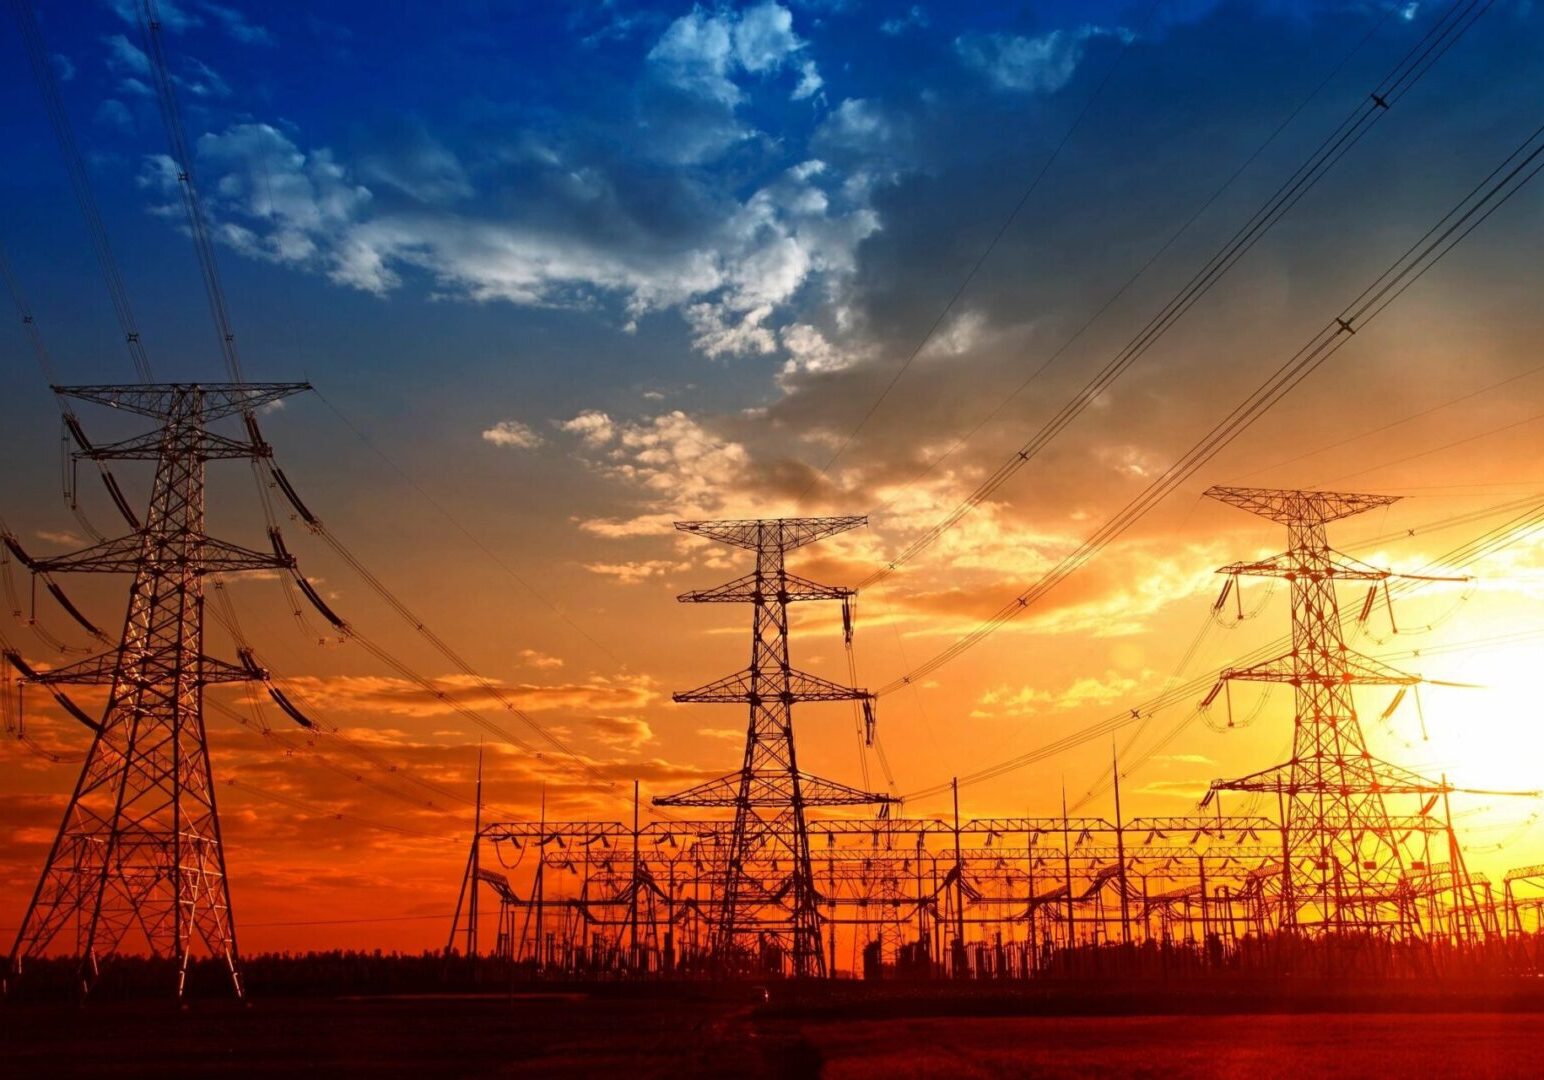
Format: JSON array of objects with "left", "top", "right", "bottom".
[
  {"left": 802, "top": 0, "right": 1164, "bottom": 494},
  {"left": 9, "top": 0, "right": 154, "bottom": 382},
  {"left": 132, "top": 0, "right": 244, "bottom": 382},
  {"left": 900, "top": 491, "right": 1544, "bottom": 801},
  {"left": 861, "top": 0, "right": 1494, "bottom": 588},
  {"left": 117, "top": 3, "right": 663, "bottom": 820},
  {"left": 875, "top": 113, "right": 1544, "bottom": 694}
]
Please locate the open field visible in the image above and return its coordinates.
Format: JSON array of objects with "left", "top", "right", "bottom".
[{"left": 3, "top": 986, "right": 1542, "bottom": 1078}]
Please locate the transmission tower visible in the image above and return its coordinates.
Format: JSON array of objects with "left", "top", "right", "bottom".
[
  {"left": 1202, "top": 486, "right": 1454, "bottom": 936},
  {"left": 655, "top": 517, "right": 892, "bottom": 978},
  {"left": 5, "top": 382, "right": 308, "bottom": 997}
]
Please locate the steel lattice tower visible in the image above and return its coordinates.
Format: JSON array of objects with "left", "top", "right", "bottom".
[
  {"left": 1204, "top": 486, "right": 1448, "bottom": 936},
  {"left": 7, "top": 383, "right": 308, "bottom": 997},
  {"left": 655, "top": 517, "right": 892, "bottom": 977}
]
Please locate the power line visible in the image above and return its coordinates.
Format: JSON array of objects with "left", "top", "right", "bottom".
[
  {"left": 10, "top": 0, "right": 154, "bottom": 381},
  {"left": 875, "top": 113, "right": 1544, "bottom": 694},
  {"left": 900, "top": 491, "right": 1544, "bottom": 800},
  {"left": 803, "top": 0, "right": 1164, "bottom": 493},
  {"left": 861, "top": 0, "right": 1493, "bottom": 588}
]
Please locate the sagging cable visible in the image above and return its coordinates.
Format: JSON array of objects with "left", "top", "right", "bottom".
[
  {"left": 44, "top": 580, "right": 106, "bottom": 640},
  {"left": 294, "top": 572, "right": 348, "bottom": 632},
  {"left": 1357, "top": 585, "right": 1378, "bottom": 626},
  {"left": 244, "top": 412, "right": 271, "bottom": 455},
  {"left": 4, "top": 650, "right": 101, "bottom": 734},
  {"left": 266, "top": 685, "right": 317, "bottom": 730},
  {"left": 101, "top": 472, "right": 141, "bottom": 530},
  {"left": 1212, "top": 576, "right": 1233, "bottom": 613},
  {"left": 3, "top": 534, "right": 34, "bottom": 570},
  {"left": 271, "top": 466, "right": 319, "bottom": 527},
  {"left": 1381, "top": 686, "right": 1408, "bottom": 721}
]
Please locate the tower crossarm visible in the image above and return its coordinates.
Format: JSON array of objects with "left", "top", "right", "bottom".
[
  {"left": 1205, "top": 486, "right": 1401, "bottom": 524},
  {"left": 1223, "top": 649, "right": 1421, "bottom": 686},
  {"left": 675, "top": 516, "right": 866, "bottom": 552},
  {"left": 678, "top": 570, "right": 853, "bottom": 604},
  {"left": 26, "top": 534, "right": 295, "bottom": 575},
  {"left": 1207, "top": 756, "right": 1453, "bottom": 797},
  {"left": 654, "top": 769, "right": 893, "bottom": 808},
  {"left": 54, "top": 381, "right": 311, "bottom": 421},
  {"left": 673, "top": 666, "right": 873, "bottom": 704},
  {"left": 1218, "top": 550, "right": 1394, "bottom": 582},
  {"left": 74, "top": 428, "right": 266, "bottom": 462},
  {"left": 8, "top": 649, "right": 262, "bottom": 687}
]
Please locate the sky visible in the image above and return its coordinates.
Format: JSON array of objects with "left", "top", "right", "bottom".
[{"left": 2, "top": 0, "right": 1544, "bottom": 953}]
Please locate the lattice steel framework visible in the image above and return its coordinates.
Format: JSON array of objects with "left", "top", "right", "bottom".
[
  {"left": 1203, "top": 486, "right": 1451, "bottom": 936},
  {"left": 458, "top": 812, "right": 1510, "bottom": 978},
  {"left": 655, "top": 517, "right": 892, "bottom": 977},
  {"left": 7, "top": 383, "right": 307, "bottom": 997}
]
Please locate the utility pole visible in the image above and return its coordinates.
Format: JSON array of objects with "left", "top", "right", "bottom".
[
  {"left": 952, "top": 777, "right": 966, "bottom": 976},
  {"left": 1061, "top": 783, "right": 1075, "bottom": 954},
  {"left": 1202, "top": 486, "right": 1463, "bottom": 937},
  {"left": 655, "top": 518, "right": 892, "bottom": 978},
  {"left": 1113, "top": 743, "right": 1131, "bottom": 945},
  {"left": 5, "top": 382, "right": 308, "bottom": 998}
]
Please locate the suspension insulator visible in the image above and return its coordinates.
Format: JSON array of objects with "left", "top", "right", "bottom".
[
  {"left": 267, "top": 685, "right": 317, "bottom": 730},
  {"left": 295, "top": 573, "right": 347, "bottom": 631},
  {"left": 44, "top": 580, "right": 105, "bottom": 639},
  {"left": 101, "top": 471, "right": 141, "bottom": 530},
  {"left": 1211, "top": 576, "right": 1233, "bottom": 613},
  {"left": 271, "top": 467, "right": 320, "bottom": 527}
]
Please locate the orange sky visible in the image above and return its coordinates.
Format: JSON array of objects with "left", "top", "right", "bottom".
[{"left": 4, "top": 0, "right": 1544, "bottom": 957}]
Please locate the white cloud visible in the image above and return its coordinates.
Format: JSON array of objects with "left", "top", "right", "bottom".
[
  {"left": 95, "top": 99, "right": 134, "bottom": 133},
  {"left": 955, "top": 26, "right": 1129, "bottom": 95},
  {"left": 582, "top": 559, "right": 687, "bottom": 584},
  {"left": 780, "top": 322, "right": 859, "bottom": 377},
  {"left": 880, "top": 6, "right": 928, "bottom": 35},
  {"left": 50, "top": 53, "right": 75, "bottom": 81},
  {"left": 173, "top": 123, "right": 875, "bottom": 360},
  {"left": 480, "top": 420, "right": 543, "bottom": 449},
  {"left": 792, "top": 59, "right": 823, "bottom": 100},
  {"left": 201, "top": 2, "right": 274, "bottom": 45},
  {"left": 517, "top": 648, "right": 565, "bottom": 670},
  {"left": 647, "top": 2, "right": 817, "bottom": 105},
  {"left": 103, "top": 34, "right": 149, "bottom": 76},
  {"left": 563, "top": 410, "right": 753, "bottom": 532},
  {"left": 560, "top": 411, "right": 617, "bottom": 447}
]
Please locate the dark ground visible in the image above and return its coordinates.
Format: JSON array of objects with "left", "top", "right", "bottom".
[{"left": 2, "top": 982, "right": 1542, "bottom": 1077}]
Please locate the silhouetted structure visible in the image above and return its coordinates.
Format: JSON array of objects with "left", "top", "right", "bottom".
[
  {"left": 654, "top": 517, "right": 892, "bottom": 977},
  {"left": 1202, "top": 486, "right": 1481, "bottom": 937},
  {"left": 5, "top": 383, "right": 307, "bottom": 997}
]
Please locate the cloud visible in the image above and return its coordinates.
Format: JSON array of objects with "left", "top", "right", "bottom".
[
  {"left": 353, "top": 118, "right": 472, "bottom": 204},
  {"left": 34, "top": 529, "right": 84, "bottom": 547},
  {"left": 481, "top": 419, "right": 543, "bottom": 449},
  {"left": 103, "top": 33, "right": 149, "bottom": 77},
  {"left": 568, "top": 409, "right": 751, "bottom": 511},
  {"left": 880, "top": 6, "right": 928, "bottom": 35},
  {"left": 780, "top": 322, "right": 861, "bottom": 377},
  {"left": 517, "top": 648, "right": 565, "bottom": 670},
  {"left": 955, "top": 25, "right": 1129, "bottom": 95},
  {"left": 50, "top": 53, "right": 75, "bottom": 81},
  {"left": 582, "top": 559, "right": 688, "bottom": 584},
  {"left": 585, "top": 715, "right": 654, "bottom": 750},
  {"left": 95, "top": 98, "right": 135, "bottom": 132},
  {"left": 647, "top": 1, "right": 815, "bottom": 106},
  {"left": 139, "top": 123, "right": 377, "bottom": 288},
  {"left": 201, "top": 2, "right": 274, "bottom": 45},
  {"left": 106, "top": 0, "right": 198, "bottom": 32},
  {"left": 279, "top": 672, "right": 662, "bottom": 720},
  {"left": 561, "top": 410, "right": 617, "bottom": 447}
]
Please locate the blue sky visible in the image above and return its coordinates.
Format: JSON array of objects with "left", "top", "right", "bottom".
[{"left": 5, "top": 1, "right": 1544, "bottom": 942}]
